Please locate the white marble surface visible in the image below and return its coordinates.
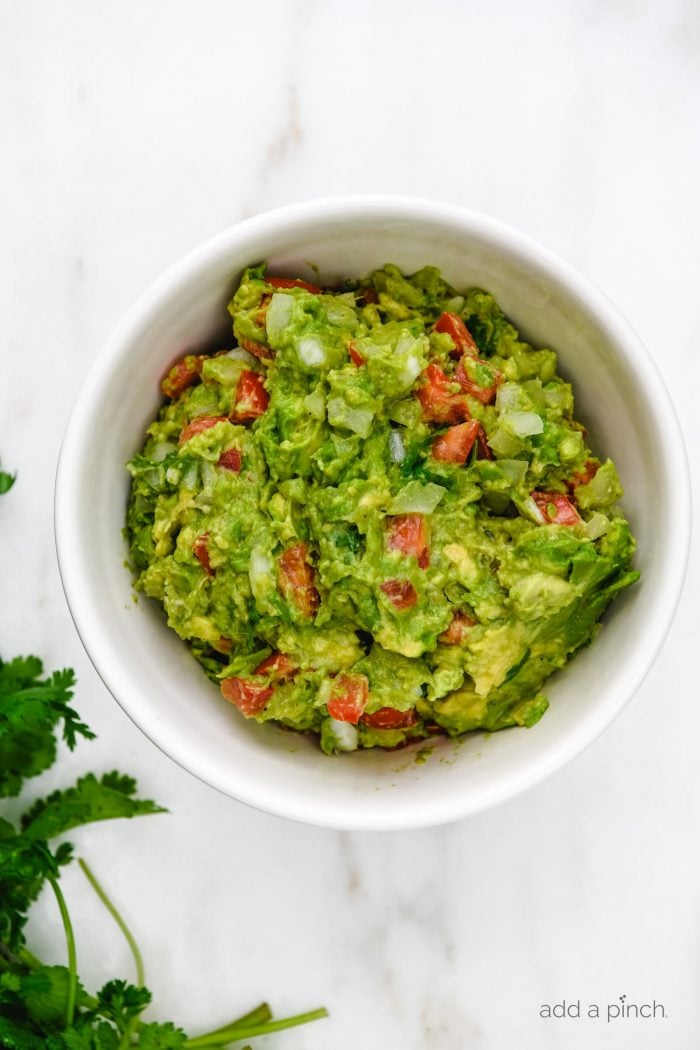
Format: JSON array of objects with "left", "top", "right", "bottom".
[{"left": 2, "top": 1, "right": 699, "bottom": 1047}]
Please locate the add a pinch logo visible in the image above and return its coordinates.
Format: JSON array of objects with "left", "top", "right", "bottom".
[{"left": 540, "top": 996, "right": 667, "bottom": 1022}]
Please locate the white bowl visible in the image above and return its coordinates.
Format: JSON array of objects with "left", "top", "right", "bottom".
[{"left": 55, "top": 197, "right": 690, "bottom": 830}]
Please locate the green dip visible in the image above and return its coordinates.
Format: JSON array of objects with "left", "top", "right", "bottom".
[{"left": 126, "top": 264, "right": 639, "bottom": 754}]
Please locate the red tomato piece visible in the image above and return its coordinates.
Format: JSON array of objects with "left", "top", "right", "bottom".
[
  {"left": 361, "top": 707, "right": 417, "bottom": 730},
  {"left": 387, "top": 514, "right": 429, "bottom": 569},
  {"left": 217, "top": 448, "right": 242, "bottom": 473},
  {"left": 455, "top": 355, "right": 503, "bottom": 405},
  {"left": 531, "top": 491, "right": 582, "bottom": 526},
  {"left": 192, "top": 533, "right": 213, "bottom": 576},
  {"left": 569, "top": 459, "right": 599, "bottom": 489},
  {"left": 238, "top": 336, "right": 273, "bottom": 361},
  {"left": 232, "top": 371, "right": 269, "bottom": 422},
  {"left": 161, "top": 354, "right": 208, "bottom": 399},
  {"left": 361, "top": 286, "right": 379, "bottom": 304},
  {"left": 327, "top": 673, "right": 369, "bottom": 724},
  {"left": 179, "top": 415, "right": 228, "bottom": 446},
  {"left": 380, "top": 579, "right": 418, "bottom": 609},
  {"left": 214, "top": 636, "right": 232, "bottom": 654},
  {"left": 254, "top": 652, "right": 296, "bottom": 679},
  {"left": 431, "top": 420, "right": 481, "bottom": 463},
  {"left": 278, "top": 542, "right": 320, "bottom": 618},
  {"left": 434, "top": 312, "right": 479, "bottom": 357},
  {"left": 266, "top": 276, "right": 323, "bottom": 294},
  {"left": 220, "top": 676, "right": 273, "bottom": 716},
  {"left": 348, "top": 342, "right": 365, "bottom": 367},
  {"left": 438, "top": 611, "right": 476, "bottom": 645},
  {"left": 416, "top": 363, "right": 471, "bottom": 424}
]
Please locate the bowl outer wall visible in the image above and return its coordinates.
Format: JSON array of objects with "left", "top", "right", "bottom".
[{"left": 54, "top": 196, "right": 691, "bottom": 830}]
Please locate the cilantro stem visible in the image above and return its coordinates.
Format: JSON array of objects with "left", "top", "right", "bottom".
[
  {"left": 78, "top": 857, "right": 145, "bottom": 988},
  {"left": 183, "top": 1003, "right": 271, "bottom": 1046},
  {"left": 48, "top": 875, "right": 77, "bottom": 1027},
  {"left": 184, "top": 1006, "right": 328, "bottom": 1047}
]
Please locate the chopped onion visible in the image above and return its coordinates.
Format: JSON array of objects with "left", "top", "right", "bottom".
[
  {"left": 249, "top": 548, "right": 273, "bottom": 599},
  {"left": 496, "top": 459, "right": 528, "bottom": 485},
  {"left": 327, "top": 397, "right": 374, "bottom": 437},
  {"left": 585, "top": 512, "right": 610, "bottom": 540},
  {"left": 151, "top": 441, "right": 175, "bottom": 463},
  {"left": 181, "top": 462, "right": 200, "bottom": 491},
  {"left": 503, "top": 411, "right": 544, "bottom": 437},
  {"left": 389, "top": 429, "right": 406, "bottom": 464},
  {"left": 226, "top": 347, "right": 256, "bottom": 366},
  {"left": 496, "top": 382, "right": 525, "bottom": 413},
  {"left": 389, "top": 480, "right": 446, "bottom": 515},
  {"left": 303, "top": 388, "right": 326, "bottom": 419},
  {"left": 516, "top": 493, "right": 547, "bottom": 525},
  {"left": 328, "top": 719, "right": 359, "bottom": 752},
  {"left": 265, "top": 292, "right": 294, "bottom": 341},
  {"left": 165, "top": 466, "right": 181, "bottom": 486},
  {"left": 297, "top": 335, "right": 326, "bottom": 366}
]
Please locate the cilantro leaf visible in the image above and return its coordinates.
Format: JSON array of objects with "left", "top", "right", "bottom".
[
  {"left": 0, "top": 658, "right": 94, "bottom": 798},
  {"left": 20, "top": 774, "right": 167, "bottom": 841},
  {"left": 0, "top": 831, "right": 69, "bottom": 953},
  {"left": 134, "top": 1022, "right": 188, "bottom": 1048},
  {"left": 0, "top": 1013, "right": 45, "bottom": 1049},
  {"left": 95, "top": 980, "right": 151, "bottom": 1034}
]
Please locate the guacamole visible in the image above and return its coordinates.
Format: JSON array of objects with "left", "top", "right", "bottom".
[{"left": 126, "top": 264, "right": 639, "bottom": 754}]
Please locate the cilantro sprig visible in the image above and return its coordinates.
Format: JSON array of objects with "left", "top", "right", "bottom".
[{"left": 0, "top": 655, "right": 327, "bottom": 1047}]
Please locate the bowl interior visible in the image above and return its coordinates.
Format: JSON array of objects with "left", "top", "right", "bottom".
[{"left": 56, "top": 200, "right": 687, "bottom": 829}]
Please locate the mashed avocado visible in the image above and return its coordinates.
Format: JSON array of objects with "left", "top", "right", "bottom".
[{"left": 126, "top": 264, "right": 639, "bottom": 753}]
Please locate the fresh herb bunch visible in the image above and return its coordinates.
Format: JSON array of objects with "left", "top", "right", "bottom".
[{"left": 0, "top": 654, "right": 327, "bottom": 1048}]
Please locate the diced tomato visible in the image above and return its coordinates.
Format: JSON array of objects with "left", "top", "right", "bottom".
[
  {"left": 348, "top": 342, "right": 365, "bottom": 367},
  {"left": 220, "top": 676, "right": 273, "bottom": 716},
  {"left": 380, "top": 579, "right": 418, "bottom": 609},
  {"left": 569, "top": 459, "right": 599, "bottom": 489},
  {"left": 434, "top": 312, "right": 479, "bottom": 357},
  {"left": 278, "top": 542, "right": 320, "bottom": 618},
  {"left": 192, "top": 533, "right": 213, "bottom": 576},
  {"left": 217, "top": 448, "right": 242, "bottom": 473},
  {"left": 455, "top": 355, "right": 503, "bottom": 405},
  {"left": 360, "top": 286, "right": 379, "bottom": 305},
  {"left": 238, "top": 336, "right": 273, "bottom": 361},
  {"left": 266, "top": 276, "right": 323, "bottom": 294},
  {"left": 439, "top": 610, "right": 476, "bottom": 645},
  {"left": 416, "top": 363, "right": 471, "bottom": 424},
  {"left": 361, "top": 707, "right": 417, "bottom": 730},
  {"left": 327, "top": 673, "right": 369, "bottom": 724},
  {"left": 232, "top": 371, "right": 269, "bottom": 422},
  {"left": 254, "top": 652, "right": 296, "bottom": 679},
  {"left": 432, "top": 420, "right": 480, "bottom": 463},
  {"left": 387, "top": 514, "right": 429, "bottom": 569},
  {"left": 161, "top": 354, "right": 208, "bottom": 399},
  {"left": 531, "top": 491, "right": 582, "bottom": 526},
  {"left": 179, "top": 415, "right": 228, "bottom": 446}
]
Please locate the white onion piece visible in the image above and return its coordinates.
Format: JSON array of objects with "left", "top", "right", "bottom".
[
  {"left": 303, "top": 388, "right": 326, "bottom": 419},
  {"left": 389, "top": 481, "right": 446, "bottom": 515},
  {"left": 517, "top": 494, "right": 547, "bottom": 525},
  {"left": 328, "top": 719, "right": 359, "bottom": 752},
  {"left": 503, "top": 411, "right": 544, "bottom": 437},
  {"left": 389, "top": 429, "right": 406, "bottom": 463},
  {"left": 249, "top": 548, "right": 273, "bottom": 599},
  {"left": 265, "top": 292, "right": 294, "bottom": 341},
  {"left": 151, "top": 441, "right": 175, "bottom": 462},
  {"left": 226, "top": 347, "right": 256, "bottom": 366},
  {"left": 496, "top": 459, "right": 528, "bottom": 485},
  {"left": 585, "top": 512, "right": 610, "bottom": 540},
  {"left": 297, "top": 335, "right": 326, "bottom": 366}
]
